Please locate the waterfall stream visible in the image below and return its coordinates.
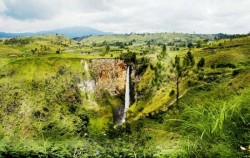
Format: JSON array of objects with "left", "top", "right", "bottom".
[{"left": 120, "top": 66, "right": 130, "bottom": 124}]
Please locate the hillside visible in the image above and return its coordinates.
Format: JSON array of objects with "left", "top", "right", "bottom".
[{"left": 0, "top": 33, "right": 249, "bottom": 157}]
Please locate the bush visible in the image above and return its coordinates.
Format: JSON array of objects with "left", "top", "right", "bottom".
[
  {"left": 4, "top": 38, "right": 30, "bottom": 46},
  {"left": 169, "top": 90, "right": 175, "bottom": 96},
  {"left": 119, "top": 52, "right": 136, "bottom": 64},
  {"left": 135, "top": 57, "right": 150, "bottom": 75},
  {"left": 216, "top": 63, "right": 236, "bottom": 69},
  {"left": 197, "top": 72, "right": 205, "bottom": 80},
  {"left": 197, "top": 57, "right": 205, "bottom": 68},
  {"left": 204, "top": 75, "right": 219, "bottom": 83},
  {"left": 218, "top": 43, "right": 223, "bottom": 47},
  {"left": 232, "top": 69, "right": 242, "bottom": 76},
  {"left": 138, "top": 106, "right": 144, "bottom": 112},
  {"left": 105, "top": 123, "right": 132, "bottom": 139}
]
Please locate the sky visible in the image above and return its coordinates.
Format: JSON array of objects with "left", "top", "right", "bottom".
[{"left": 0, "top": 0, "right": 249, "bottom": 34}]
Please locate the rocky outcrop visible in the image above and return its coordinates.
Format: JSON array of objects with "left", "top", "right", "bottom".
[
  {"left": 91, "top": 59, "right": 127, "bottom": 96},
  {"left": 78, "top": 58, "right": 137, "bottom": 124}
]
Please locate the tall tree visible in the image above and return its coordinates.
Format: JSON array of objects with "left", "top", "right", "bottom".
[
  {"left": 197, "top": 57, "right": 205, "bottom": 69},
  {"left": 152, "top": 44, "right": 167, "bottom": 89},
  {"left": 161, "top": 44, "right": 167, "bottom": 58},
  {"left": 105, "top": 44, "right": 110, "bottom": 53},
  {"left": 171, "top": 51, "right": 195, "bottom": 107}
]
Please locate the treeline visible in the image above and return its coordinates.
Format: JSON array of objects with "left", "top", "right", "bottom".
[
  {"left": 214, "top": 33, "right": 250, "bottom": 40},
  {"left": 31, "top": 45, "right": 52, "bottom": 55},
  {"left": 4, "top": 38, "right": 31, "bottom": 46},
  {"left": 92, "top": 40, "right": 135, "bottom": 48}
]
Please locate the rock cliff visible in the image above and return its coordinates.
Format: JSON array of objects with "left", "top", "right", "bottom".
[{"left": 90, "top": 59, "right": 127, "bottom": 96}]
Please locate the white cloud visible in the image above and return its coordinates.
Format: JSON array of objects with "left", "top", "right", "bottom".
[
  {"left": 2, "top": 0, "right": 62, "bottom": 20},
  {"left": 0, "top": 0, "right": 6, "bottom": 13},
  {"left": 0, "top": 0, "right": 249, "bottom": 34}
]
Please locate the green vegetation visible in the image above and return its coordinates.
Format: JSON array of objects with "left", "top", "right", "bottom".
[
  {"left": 0, "top": 33, "right": 249, "bottom": 157},
  {"left": 170, "top": 51, "right": 195, "bottom": 107}
]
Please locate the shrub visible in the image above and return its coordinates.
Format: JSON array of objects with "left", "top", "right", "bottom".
[
  {"left": 119, "top": 52, "right": 136, "bottom": 64},
  {"left": 218, "top": 43, "right": 223, "bottom": 47},
  {"left": 169, "top": 90, "right": 175, "bottom": 96},
  {"left": 216, "top": 63, "right": 236, "bottom": 69},
  {"left": 138, "top": 106, "right": 144, "bottom": 112},
  {"left": 197, "top": 71, "right": 205, "bottom": 80},
  {"left": 232, "top": 69, "right": 242, "bottom": 76},
  {"left": 136, "top": 57, "right": 150, "bottom": 75},
  {"left": 197, "top": 57, "right": 205, "bottom": 68}
]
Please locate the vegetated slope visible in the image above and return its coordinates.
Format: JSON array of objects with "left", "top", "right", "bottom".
[
  {"left": 126, "top": 36, "right": 250, "bottom": 157},
  {"left": 81, "top": 32, "right": 214, "bottom": 46},
  {"left": 0, "top": 34, "right": 249, "bottom": 157},
  {"left": 130, "top": 36, "right": 250, "bottom": 118},
  {"left": 0, "top": 35, "right": 116, "bottom": 156}
]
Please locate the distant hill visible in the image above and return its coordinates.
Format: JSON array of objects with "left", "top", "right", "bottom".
[
  {"left": 0, "top": 26, "right": 113, "bottom": 38},
  {"left": 0, "top": 32, "right": 34, "bottom": 38},
  {"left": 37, "top": 26, "right": 112, "bottom": 38}
]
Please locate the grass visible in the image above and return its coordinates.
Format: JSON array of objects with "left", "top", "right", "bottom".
[{"left": 175, "top": 87, "right": 250, "bottom": 157}]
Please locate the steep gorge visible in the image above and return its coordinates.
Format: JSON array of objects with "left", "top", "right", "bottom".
[{"left": 78, "top": 59, "right": 134, "bottom": 124}]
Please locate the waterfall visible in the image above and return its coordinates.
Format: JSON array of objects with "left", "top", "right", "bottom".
[
  {"left": 125, "top": 66, "right": 130, "bottom": 113},
  {"left": 120, "top": 66, "right": 130, "bottom": 124}
]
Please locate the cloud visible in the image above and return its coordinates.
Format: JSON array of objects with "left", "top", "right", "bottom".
[
  {"left": 2, "top": 0, "right": 62, "bottom": 20},
  {"left": 69, "top": 0, "right": 114, "bottom": 12},
  {"left": 0, "top": 0, "right": 249, "bottom": 34},
  {"left": 0, "top": 1, "right": 5, "bottom": 11}
]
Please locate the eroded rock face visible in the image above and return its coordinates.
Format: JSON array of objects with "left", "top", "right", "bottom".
[
  {"left": 78, "top": 60, "right": 95, "bottom": 94},
  {"left": 91, "top": 59, "right": 127, "bottom": 96},
  {"left": 78, "top": 59, "right": 133, "bottom": 124}
]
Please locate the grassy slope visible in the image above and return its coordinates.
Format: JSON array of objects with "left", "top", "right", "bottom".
[
  {"left": 126, "top": 36, "right": 250, "bottom": 156},
  {"left": 0, "top": 35, "right": 115, "bottom": 139},
  {"left": 81, "top": 33, "right": 213, "bottom": 45},
  {"left": 129, "top": 36, "right": 250, "bottom": 119}
]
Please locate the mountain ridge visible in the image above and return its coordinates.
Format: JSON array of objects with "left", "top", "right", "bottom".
[{"left": 0, "top": 26, "right": 112, "bottom": 38}]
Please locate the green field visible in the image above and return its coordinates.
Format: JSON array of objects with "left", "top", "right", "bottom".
[{"left": 0, "top": 33, "right": 249, "bottom": 157}]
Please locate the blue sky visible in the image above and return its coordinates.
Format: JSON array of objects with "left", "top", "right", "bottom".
[{"left": 0, "top": 0, "right": 249, "bottom": 33}]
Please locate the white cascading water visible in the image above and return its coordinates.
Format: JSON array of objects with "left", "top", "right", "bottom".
[{"left": 121, "top": 66, "right": 130, "bottom": 124}]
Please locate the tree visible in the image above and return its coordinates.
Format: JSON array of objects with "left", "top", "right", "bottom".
[
  {"left": 183, "top": 51, "right": 195, "bottom": 67},
  {"left": 56, "top": 49, "right": 61, "bottom": 54},
  {"left": 157, "top": 44, "right": 167, "bottom": 59},
  {"left": 31, "top": 49, "right": 36, "bottom": 55},
  {"left": 197, "top": 57, "right": 205, "bottom": 69},
  {"left": 152, "top": 45, "right": 167, "bottom": 89},
  {"left": 187, "top": 43, "right": 193, "bottom": 48},
  {"left": 196, "top": 40, "right": 202, "bottom": 48},
  {"left": 119, "top": 52, "right": 136, "bottom": 64},
  {"left": 161, "top": 44, "right": 167, "bottom": 58},
  {"left": 105, "top": 44, "right": 110, "bottom": 53},
  {"left": 171, "top": 51, "right": 195, "bottom": 107},
  {"left": 152, "top": 62, "right": 163, "bottom": 89}
]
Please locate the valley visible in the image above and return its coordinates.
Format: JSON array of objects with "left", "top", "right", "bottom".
[{"left": 0, "top": 33, "right": 249, "bottom": 157}]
